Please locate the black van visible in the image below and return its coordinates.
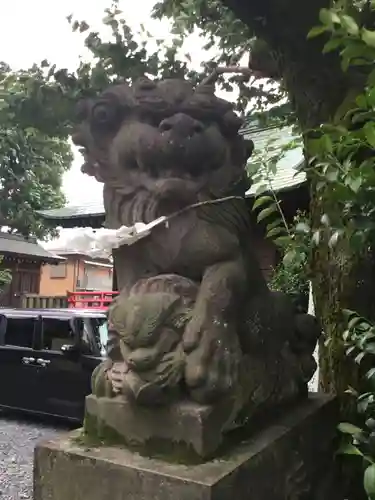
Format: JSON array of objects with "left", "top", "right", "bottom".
[{"left": 0, "top": 308, "right": 107, "bottom": 421}]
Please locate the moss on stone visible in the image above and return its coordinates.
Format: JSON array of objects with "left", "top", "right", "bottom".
[
  {"left": 75, "top": 395, "right": 308, "bottom": 464},
  {"left": 77, "top": 408, "right": 279, "bottom": 464},
  {"left": 79, "top": 411, "right": 204, "bottom": 464}
]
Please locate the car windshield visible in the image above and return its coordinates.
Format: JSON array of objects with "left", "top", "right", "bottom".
[{"left": 91, "top": 317, "right": 109, "bottom": 356}]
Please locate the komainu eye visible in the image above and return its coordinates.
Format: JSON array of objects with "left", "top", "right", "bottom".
[{"left": 91, "top": 102, "right": 117, "bottom": 126}]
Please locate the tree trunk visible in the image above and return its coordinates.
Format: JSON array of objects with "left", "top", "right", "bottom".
[{"left": 220, "top": 0, "right": 374, "bottom": 398}]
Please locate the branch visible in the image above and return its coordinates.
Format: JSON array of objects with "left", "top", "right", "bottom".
[{"left": 200, "top": 66, "right": 262, "bottom": 86}]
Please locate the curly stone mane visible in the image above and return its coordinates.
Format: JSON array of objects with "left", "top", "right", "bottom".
[{"left": 72, "top": 77, "right": 254, "bottom": 228}]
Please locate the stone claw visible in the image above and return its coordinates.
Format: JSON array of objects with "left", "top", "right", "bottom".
[
  {"left": 182, "top": 318, "right": 203, "bottom": 353},
  {"left": 184, "top": 324, "right": 241, "bottom": 404}
]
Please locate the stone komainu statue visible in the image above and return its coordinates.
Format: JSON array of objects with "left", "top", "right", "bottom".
[{"left": 73, "top": 77, "right": 319, "bottom": 426}]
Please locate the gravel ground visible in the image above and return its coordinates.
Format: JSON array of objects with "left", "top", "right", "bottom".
[{"left": 0, "top": 412, "right": 71, "bottom": 500}]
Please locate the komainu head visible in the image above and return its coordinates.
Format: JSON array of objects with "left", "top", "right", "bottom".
[{"left": 72, "top": 77, "right": 254, "bottom": 201}]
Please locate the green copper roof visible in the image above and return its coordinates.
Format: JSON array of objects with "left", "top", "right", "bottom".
[
  {"left": 38, "top": 201, "right": 105, "bottom": 220},
  {"left": 243, "top": 123, "right": 305, "bottom": 195},
  {"left": 0, "top": 232, "right": 61, "bottom": 262}
]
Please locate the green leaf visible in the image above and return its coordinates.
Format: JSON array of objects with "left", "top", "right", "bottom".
[
  {"left": 338, "top": 422, "right": 363, "bottom": 435},
  {"left": 295, "top": 222, "right": 310, "bottom": 233},
  {"left": 364, "top": 123, "right": 375, "bottom": 148},
  {"left": 352, "top": 110, "right": 375, "bottom": 125},
  {"left": 319, "top": 8, "right": 340, "bottom": 26},
  {"left": 252, "top": 195, "right": 274, "bottom": 210},
  {"left": 321, "top": 213, "right": 330, "bottom": 226},
  {"left": 312, "top": 231, "right": 321, "bottom": 246},
  {"left": 355, "top": 351, "right": 366, "bottom": 364},
  {"left": 267, "top": 226, "right": 285, "bottom": 239},
  {"left": 341, "top": 55, "right": 350, "bottom": 72},
  {"left": 362, "top": 29, "right": 375, "bottom": 48},
  {"left": 283, "top": 249, "right": 297, "bottom": 265},
  {"left": 325, "top": 167, "right": 339, "bottom": 182},
  {"left": 323, "top": 37, "right": 342, "bottom": 53},
  {"left": 257, "top": 205, "right": 278, "bottom": 223},
  {"left": 345, "top": 344, "right": 356, "bottom": 356},
  {"left": 307, "top": 25, "right": 329, "bottom": 39},
  {"left": 349, "top": 176, "right": 362, "bottom": 193},
  {"left": 79, "top": 21, "right": 90, "bottom": 33},
  {"left": 346, "top": 386, "right": 359, "bottom": 397},
  {"left": 321, "top": 134, "right": 333, "bottom": 153},
  {"left": 348, "top": 315, "right": 362, "bottom": 329},
  {"left": 340, "top": 15, "right": 359, "bottom": 35},
  {"left": 274, "top": 236, "right": 291, "bottom": 248},
  {"left": 365, "top": 344, "right": 375, "bottom": 355},
  {"left": 307, "top": 137, "right": 327, "bottom": 156},
  {"left": 364, "top": 464, "right": 375, "bottom": 499},
  {"left": 72, "top": 20, "right": 80, "bottom": 32},
  {"left": 267, "top": 219, "right": 283, "bottom": 232},
  {"left": 343, "top": 308, "right": 357, "bottom": 319},
  {"left": 356, "top": 94, "right": 368, "bottom": 108},
  {"left": 328, "top": 231, "right": 340, "bottom": 248},
  {"left": 337, "top": 442, "right": 363, "bottom": 456}
]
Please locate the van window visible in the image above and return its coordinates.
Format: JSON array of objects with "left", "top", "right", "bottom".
[
  {"left": 97, "top": 321, "right": 109, "bottom": 356},
  {"left": 75, "top": 317, "right": 107, "bottom": 356},
  {"left": 42, "top": 318, "right": 75, "bottom": 351},
  {"left": 4, "top": 317, "right": 36, "bottom": 348}
]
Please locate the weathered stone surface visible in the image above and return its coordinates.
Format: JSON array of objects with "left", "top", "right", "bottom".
[
  {"left": 85, "top": 394, "right": 245, "bottom": 459},
  {"left": 73, "top": 77, "right": 321, "bottom": 431},
  {"left": 34, "top": 395, "right": 341, "bottom": 500}
]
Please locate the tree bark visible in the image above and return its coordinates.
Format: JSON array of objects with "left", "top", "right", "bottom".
[
  {"left": 220, "top": 0, "right": 360, "bottom": 127},
  {"left": 219, "top": 0, "right": 375, "bottom": 398}
]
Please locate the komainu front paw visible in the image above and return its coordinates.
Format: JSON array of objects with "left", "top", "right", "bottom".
[
  {"left": 91, "top": 360, "right": 113, "bottom": 398},
  {"left": 184, "top": 322, "right": 241, "bottom": 404}
]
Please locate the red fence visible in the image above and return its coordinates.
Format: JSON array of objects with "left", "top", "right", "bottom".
[{"left": 67, "top": 291, "right": 119, "bottom": 310}]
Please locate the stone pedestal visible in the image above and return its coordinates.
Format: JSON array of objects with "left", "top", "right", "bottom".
[
  {"left": 84, "top": 394, "right": 240, "bottom": 460},
  {"left": 34, "top": 394, "right": 340, "bottom": 500}
]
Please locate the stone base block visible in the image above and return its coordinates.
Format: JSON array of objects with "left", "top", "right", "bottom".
[
  {"left": 85, "top": 394, "right": 240, "bottom": 459},
  {"left": 34, "top": 394, "right": 341, "bottom": 500}
]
